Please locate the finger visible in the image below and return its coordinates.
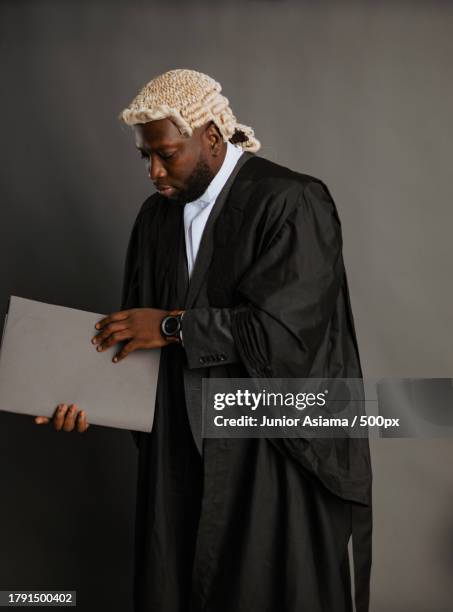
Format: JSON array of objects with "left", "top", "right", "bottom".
[
  {"left": 54, "top": 404, "right": 69, "bottom": 431},
  {"left": 166, "top": 336, "right": 180, "bottom": 344},
  {"left": 95, "top": 310, "right": 131, "bottom": 331},
  {"left": 63, "top": 404, "right": 79, "bottom": 432},
  {"left": 91, "top": 321, "right": 129, "bottom": 346},
  {"left": 113, "top": 340, "right": 139, "bottom": 363},
  {"left": 35, "top": 416, "right": 50, "bottom": 425},
  {"left": 96, "top": 329, "right": 133, "bottom": 352},
  {"left": 76, "top": 410, "right": 90, "bottom": 433}
]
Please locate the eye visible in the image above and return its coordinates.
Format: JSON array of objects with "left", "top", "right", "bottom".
[
  {"left": 159, "top": 151, "right": 176, "bottom": 160},
  {"left": 139, "top": 151, "right": 149, "bottom": 160}
]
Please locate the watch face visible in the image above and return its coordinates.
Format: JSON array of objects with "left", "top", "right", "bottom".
[{"left": 163, "top": 316, "right": 179, "bottom": 336}]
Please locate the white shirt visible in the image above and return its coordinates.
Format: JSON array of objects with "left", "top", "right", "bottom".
[{"left": 183, "top": 141, "right": 243, "bottom": 277}]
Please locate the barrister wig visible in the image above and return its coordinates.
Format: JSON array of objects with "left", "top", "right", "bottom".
[{"left": 120, "top": 68, "right": 261, "bottom": 152}]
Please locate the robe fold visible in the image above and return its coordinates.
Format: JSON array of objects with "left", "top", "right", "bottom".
[{"left": 121, "top": 152, "right": 372, "bottom": 612}]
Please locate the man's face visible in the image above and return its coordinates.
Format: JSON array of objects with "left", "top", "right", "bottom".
[{"left": 133, "top": 118, "right": 219, "bottom": 204}]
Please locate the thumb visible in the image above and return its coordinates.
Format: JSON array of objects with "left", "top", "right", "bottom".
[{"left": 35, "top": 416, "right": 50, "bottom": 425}]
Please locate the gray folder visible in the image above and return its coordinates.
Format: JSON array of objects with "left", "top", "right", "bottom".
[{"left": 0, "top": 296, "right": 159, "bottom": 432}]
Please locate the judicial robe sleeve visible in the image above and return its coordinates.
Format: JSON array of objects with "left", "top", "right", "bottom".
[{"left": 183, "top": 179, "right": 344, "bottom": 378}]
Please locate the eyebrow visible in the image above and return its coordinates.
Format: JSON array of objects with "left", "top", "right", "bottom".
[{"left": 136, "top": 142, "right": 180, "bottom": 151}]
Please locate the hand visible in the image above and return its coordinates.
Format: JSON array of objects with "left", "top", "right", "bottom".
[
  {"left": 34, "top": 403, "right": 90, "bottom": 432},
  {"left": 91, "top": 307, "right": 184, "bottom": 363}
]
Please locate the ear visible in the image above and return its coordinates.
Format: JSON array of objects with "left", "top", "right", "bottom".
[{"left": 203, "top": 121, "right": 224, "bottom": 156}]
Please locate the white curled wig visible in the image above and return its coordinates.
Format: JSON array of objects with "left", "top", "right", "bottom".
[{"left": 119, "top": 68, "right": 261, "bottom": 152}]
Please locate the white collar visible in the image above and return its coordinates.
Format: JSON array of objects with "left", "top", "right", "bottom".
[{"left": 189, "top": 141, "right": 243, "bottom": 207}]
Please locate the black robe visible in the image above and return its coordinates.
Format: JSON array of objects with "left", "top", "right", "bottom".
[{"left": 121, "top": 152, "right": 372, "bottom": 612}]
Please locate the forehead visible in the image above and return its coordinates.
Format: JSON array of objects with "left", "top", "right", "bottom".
[{"left": 133, "top": 118, "right": 188, "bottom": 148}]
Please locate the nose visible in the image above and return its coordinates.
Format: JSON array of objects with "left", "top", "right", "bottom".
[{"left": 148, "top": 154, "right": 167, "bottom": 182}]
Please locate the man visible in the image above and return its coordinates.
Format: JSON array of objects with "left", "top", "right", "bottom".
[{"left": 36, "top": 69, "right": 372, "bottom": 612}]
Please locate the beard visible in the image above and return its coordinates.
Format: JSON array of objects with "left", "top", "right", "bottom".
[{"left": 172, "top": 155, "right": 216, "bottom": 204}]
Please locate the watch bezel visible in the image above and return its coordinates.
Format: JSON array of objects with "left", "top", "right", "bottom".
[{"left": 160, "top": 314, "right": 182, "bottom": 338}]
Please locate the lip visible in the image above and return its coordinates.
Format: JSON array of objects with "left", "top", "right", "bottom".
[{"left": 155, "top": 185, "right": 176, "bottom": 197}]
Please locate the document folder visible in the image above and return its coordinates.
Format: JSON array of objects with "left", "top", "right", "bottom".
[{"left": 0, "top": 296, "right": 159, "bottom": 432}]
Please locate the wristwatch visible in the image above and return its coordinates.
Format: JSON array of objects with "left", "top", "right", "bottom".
[{"left": 160, "top": 312, "right": 183, "bottom": 341}]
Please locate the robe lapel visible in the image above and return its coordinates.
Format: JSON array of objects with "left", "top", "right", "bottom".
[
  {"left": 175, "top": 203, "right": 190, "bottom": 306},
  {"left": 183, "top": 151, "right": 254, "bottom": 309}
]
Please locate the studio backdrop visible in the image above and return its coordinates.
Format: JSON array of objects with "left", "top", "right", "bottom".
[{"left": 1, "top": 2, "right": 452, "bottom": 611}]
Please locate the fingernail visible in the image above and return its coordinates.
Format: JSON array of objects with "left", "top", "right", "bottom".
[
  {"left": 91, "top": 338, "right": 97, "bottom": 344},
  {"left": 113, "top": 357, "right": 118, "bottom": 363},
  {"left": 96, "top": 346, "right": 102, "bottom": 351}
]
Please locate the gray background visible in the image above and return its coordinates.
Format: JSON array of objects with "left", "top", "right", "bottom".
[{"left": 1, "top": 1, "right": 452, "bottom": 610}]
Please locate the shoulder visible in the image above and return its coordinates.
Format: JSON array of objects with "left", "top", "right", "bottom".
[
  {"left": 236, "top": 154, "right": 336, "bottom": 209},
  {"left": 129, "top": 192, "right": 171, "bottom": 231},
  {"left": 237, "top": 154, "right": 326, "bottom": 192},
  {"left": 233, "top": 154, "right": 339, "bottom": 231},
  {"left": 124, "top": 193, "right": 171, "bottom": 250},
  {"left": 136, "top": 192, "right": 164, "bottom": 218}
]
